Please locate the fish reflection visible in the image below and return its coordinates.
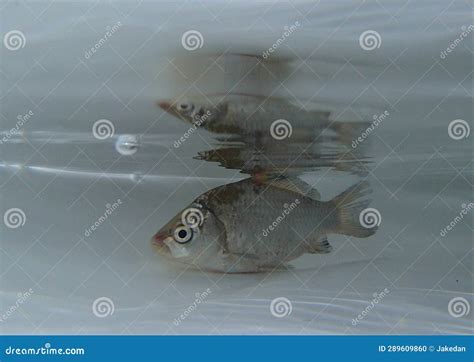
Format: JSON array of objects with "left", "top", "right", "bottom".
[
  {"left": 151, "top": 178, "right": 376, "bottom": 273},
  {"left": 160, "top": 92, "right": 372, "bottom": 176},
  {"left": 195, "top": 123, "right": 370, "bottom": 177},
  {"left": 158, "top": 93, "right": 331, "bottom": 136}
]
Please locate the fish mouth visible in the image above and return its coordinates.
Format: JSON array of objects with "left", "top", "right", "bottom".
[
  {"left": 157, "top": 100, "right": 190, "bottom": 123},
  {"left": 157, "top": 101, "right": 172, "bottom": 112},
  {"left": 151, "top": 232, "right": 169, "bottom": 250},
  {"left": 151, "top": 232, "right": 191, "bottom": 259}
]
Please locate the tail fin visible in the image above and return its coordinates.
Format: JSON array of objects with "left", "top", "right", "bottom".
[{"left": 330, "top": 181, "right": 377, "bottom": 238}]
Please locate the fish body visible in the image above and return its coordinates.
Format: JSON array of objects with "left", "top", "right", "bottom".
[{"left": 151, "top": 178, "right": 375, "bottom": 273}]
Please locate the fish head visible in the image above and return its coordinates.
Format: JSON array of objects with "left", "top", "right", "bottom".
[
  {"left": 157, "top": 96, "right": 224, "bottom": 126},
  {"left": 151, "top": 200, "right": 226, "bottom": 265}
]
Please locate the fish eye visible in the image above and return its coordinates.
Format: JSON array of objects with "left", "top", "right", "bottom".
[
  {"left": 177, "top": 102, "right": 194, "bottom": 113},
  {"left": 173, "top": 225, "right": 193, "bottom": 244}
]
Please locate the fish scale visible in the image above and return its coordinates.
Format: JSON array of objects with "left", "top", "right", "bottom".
[{"left": 206, "top": 180, "right": 322, "bottom": 260}]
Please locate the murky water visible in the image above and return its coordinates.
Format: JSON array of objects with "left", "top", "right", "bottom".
[{"left": 0, "top": 1, "right": 472, "bottom": 334}]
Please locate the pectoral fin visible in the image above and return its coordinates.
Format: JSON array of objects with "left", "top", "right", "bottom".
[{"left": 218, "top": 249, "right": 262, "bottom": 273}]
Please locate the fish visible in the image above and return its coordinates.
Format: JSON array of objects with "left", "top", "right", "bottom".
[
  {"left": 151, "top": 177, "right": 377, "bottom": 273},
  {"left": 158, "top": 93, "right": 332, "bottom": 136}
]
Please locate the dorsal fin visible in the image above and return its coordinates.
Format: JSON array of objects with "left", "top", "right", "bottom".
[
  {"left": 268, "top": 177, "right": 321, "bottom": 200},
  {"left": 310, "top": 110, "right": 331, "bottom": 120}
]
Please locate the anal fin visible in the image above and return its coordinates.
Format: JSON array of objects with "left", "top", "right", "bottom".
[{"left": 308, "top": 235, "right": 333, "bottom": 254}]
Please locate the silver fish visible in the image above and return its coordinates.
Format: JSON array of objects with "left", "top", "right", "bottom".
[{"left": 151, "top": 178, "right": 376, "bottom": 273}]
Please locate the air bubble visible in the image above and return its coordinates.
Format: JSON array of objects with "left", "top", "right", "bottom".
[
  {"left": 115, "top": 134, "right": 139, "bottom": 156},
  {"left": 131, "top": 172, "right": 144, "bottom": 183}
]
